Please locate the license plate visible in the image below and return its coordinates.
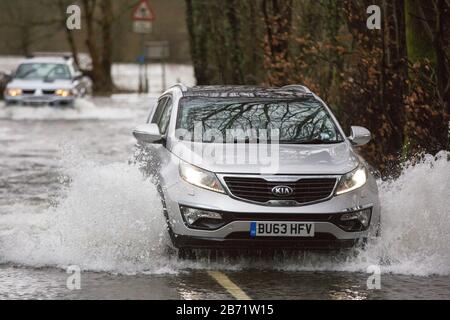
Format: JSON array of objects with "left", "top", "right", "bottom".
[{"left": 250, "top": 221, "right": 315, "bottom": 237}]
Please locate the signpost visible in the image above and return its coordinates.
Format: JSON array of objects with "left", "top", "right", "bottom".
[
  {"left": 146, "top": 41, "right": 170, "bottom": 92},
  {"left": 132, "top": 0, "right": 155, "bottom": 93}
]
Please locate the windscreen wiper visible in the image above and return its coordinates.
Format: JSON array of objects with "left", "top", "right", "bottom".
[
  {"left": 283, "top": 139, "right": 344, "bottom": 145},
  {"left": 43, "top": 66, "right": 58, "bottom": 82},
  {"left": 17, "top": 69, "right": 37, "bottom": 79}
]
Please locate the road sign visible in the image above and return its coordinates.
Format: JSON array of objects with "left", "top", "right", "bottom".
[
  {"left": 133, "top": 21, "right": 152, "bottom": 33},
  {"left": 133, "top": 0, "right": 155, "bottom": 21},
  {"left": 146, "top": 41, "right": 170, "bottom": 60},
  {"left": 145, "top": 41, "right": 170, "bottom": 92},
  {"left": 133, "top": 0, "right": 155, "bottom": 34}
]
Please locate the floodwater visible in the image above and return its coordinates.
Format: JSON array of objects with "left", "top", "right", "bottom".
[{"left": 0, "top": 95, "right": 449, "bottom": 300}]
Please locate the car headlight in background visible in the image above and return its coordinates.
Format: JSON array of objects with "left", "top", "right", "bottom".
[
  {"left": 6, "top": 88, "right": 22, "bottom": 97},
  {"left": 335, "top": 165, "right": 367, "bottom": 195},
  {"left": 179, "top": 162, "right": 225, "bottom": 193},
  {"left": 55, "top": 89, "right": 72, "bottom": 97}
]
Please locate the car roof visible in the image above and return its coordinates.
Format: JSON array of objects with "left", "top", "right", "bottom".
[
  {"left": 174, "top": 85, "right": 314, "bottom": 99},
  {"left": 20, "top": 57, "right": 72, "bottom": 65}
]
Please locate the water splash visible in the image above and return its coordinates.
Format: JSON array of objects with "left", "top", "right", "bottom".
[
  {"left": 0, "top": 156, "right": 174, "bottom": 274},
  {"left": 0, "top": 99, "right": 136, "bottom": 121},
  {"left": 0, "top": 150, "right": 448, "bottom": 276},
  {"left": 365, "top": 151, "right": 450, "bottom": 275}
]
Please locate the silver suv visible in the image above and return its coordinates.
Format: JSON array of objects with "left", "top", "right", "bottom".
[
  {"left": 4, "top": 55, "right": 91, "bottom": 107},
  {"left": 133, "top": 84, "right": 380, "bottom": 253}
]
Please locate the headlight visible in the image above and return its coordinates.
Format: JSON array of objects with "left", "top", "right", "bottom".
[
  {"left": 6, "top": 88, "right": 22, "bottom": 97},
  {"left": 335, "top": 165, "right": 367, "bottom": 195},
  {"left": 55, "top": 89, "right": 72, "bottom": 97},
  {"left": 179, "top": 162, "right": 225, "bottom": 193}
]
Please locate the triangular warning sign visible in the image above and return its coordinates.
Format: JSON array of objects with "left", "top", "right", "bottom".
[{"left": 133, "top": 0, "right": 155, "bottom": 21}]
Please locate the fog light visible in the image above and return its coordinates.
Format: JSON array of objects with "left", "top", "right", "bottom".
[
  {"left": 338, "top": 208, "right": 372, "bottom": 231},
  {"left": 180, "top": 206, "right": 225, "bottom": 230}
]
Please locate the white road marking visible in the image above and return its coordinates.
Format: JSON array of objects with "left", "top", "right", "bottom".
[{"left": 207, "top": 271, "right": 252, "bottom": 300}]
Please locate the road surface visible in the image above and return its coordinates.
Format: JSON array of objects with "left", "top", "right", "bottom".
[{"left": 0, "top": 95, "right": 449, "bottom": 300}]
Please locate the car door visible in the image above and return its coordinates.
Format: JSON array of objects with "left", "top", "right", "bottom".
[{"left": 139, "top": 95, "right": 174, "bottom": 181}]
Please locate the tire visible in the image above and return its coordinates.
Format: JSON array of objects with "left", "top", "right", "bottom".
[{"left": 156, "top": 184, "right": 179, "bottom": 248}]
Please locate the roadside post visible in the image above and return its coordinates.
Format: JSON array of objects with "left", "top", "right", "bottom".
[
  {"left": 132, "top": 0, "right": 155, "bottom": 94},
  {"left": 145, "top": 41, "right": 170, "bottom": 92}
]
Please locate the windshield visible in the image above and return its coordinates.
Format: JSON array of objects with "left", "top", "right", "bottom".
[
  {"left": 176, "top": 97, "right": 344, "bottom": 144},
  {"left": 14, "top": 63, "right": 71, "bottom": 80}
]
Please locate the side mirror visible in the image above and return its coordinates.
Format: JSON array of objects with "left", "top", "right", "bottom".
[
  {"left": 348, "top": 126, "right": 371, "bottom": 146},
  {"left": 133, "top": 123, "right": 163, "bottom": 144},
  {"left": 73, "top": 72, "right": 83, "bottom": 81}
]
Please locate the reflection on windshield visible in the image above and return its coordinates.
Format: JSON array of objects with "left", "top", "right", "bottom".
[
  {"left": 176, "top": 98, "right": 343, "bottom": 144},
  {"left": 15, "top": 63, "right": 71, "bottom": 80}
]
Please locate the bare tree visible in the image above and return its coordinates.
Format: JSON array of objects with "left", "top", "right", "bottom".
[
  {"left": 0, "top": 0, "right": 61, "bottom": 55},
  {"left": 261, "top": 0, "right": 294, "bottom": 86}
]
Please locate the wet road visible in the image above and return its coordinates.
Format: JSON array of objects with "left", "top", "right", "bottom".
[
  {"left": 1, "top": 266, "right": 448, "bottom": 300},
  {"left": 0, "top": 95, "right": 449, "bottom": 300}
]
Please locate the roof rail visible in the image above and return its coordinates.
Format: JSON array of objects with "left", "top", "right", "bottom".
[
  {"left": 170, "top": 83, "right": 188, "bottom": 92},
  {"left": 281, "top": 85, "right": 312, "bottom": 93}
]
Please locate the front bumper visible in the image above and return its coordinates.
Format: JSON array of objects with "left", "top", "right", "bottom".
[
  {"left": 173, "top": 234, "right": 359, "bottom": 250},
  {"left": 5, "top": 95, "right": 75, "bottom": 106},
  {"left": 162, "top": 172, "right": 381, "bottom": 250},
  {"left": 171, "top": 210, "right": 370, "bottom": 250}
]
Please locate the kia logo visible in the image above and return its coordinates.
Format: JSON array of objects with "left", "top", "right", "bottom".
[{"left": 271, "top": 185, "right": 294, "bottom": 197}]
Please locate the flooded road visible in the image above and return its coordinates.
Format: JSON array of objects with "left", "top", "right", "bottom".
[
  {"left": 1, "top": 266, "right": 448, "bottom": 300},
  {"left": 0, "top": 95, "right": 449, "bottom": 299}
]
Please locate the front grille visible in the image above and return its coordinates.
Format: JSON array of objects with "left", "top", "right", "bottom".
[
  {"left": 230, "top": 212, "right": 333, "bottom": 221},
  {"left": 224, "top": 176, "right": 337, "bottom": 204},
  {"left": 43, "top": 90, "right": 56, "bottom": 95},
  {"left": 22, "top": 89, "right": 35, "bottom": 95}
]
